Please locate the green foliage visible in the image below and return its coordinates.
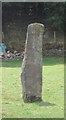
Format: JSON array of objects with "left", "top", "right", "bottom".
[
  {"left": 2, "top": 2, "right": 64, "bottom": 32},
  {"left": 43, "top": 3, "right": 64, "bottom": 31},
  {"left": 43, "top": 42, "right": 64, "bottom": 50}
]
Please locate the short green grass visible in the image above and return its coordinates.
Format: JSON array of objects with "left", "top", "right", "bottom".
[{"left": 1, "top": 57, "right": 64, "bottom": 118}]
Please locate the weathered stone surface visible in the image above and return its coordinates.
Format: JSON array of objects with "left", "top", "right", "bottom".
[{"left": 21, "top": 23, "right": 44, "bottom": 102}]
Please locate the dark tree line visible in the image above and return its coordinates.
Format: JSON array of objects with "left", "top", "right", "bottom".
[{"left": 2, "top": 2, "right": 65, "bottom": 32}]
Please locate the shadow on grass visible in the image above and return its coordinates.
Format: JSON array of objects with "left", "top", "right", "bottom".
[
  {"left": 35, "top": 100, "right": 56, "bottom": 107},
  {"left": 1, "top": 57, "right": 64, "bottom": 67},
  {"left": 1, "top": 59, "right": 22, "bottom": 68},
  {"left": 23, "top": 100, "right": 56, "bottom": 107},
  {"left": 43, "top": 57, "right": 64, "bottom": 66}
]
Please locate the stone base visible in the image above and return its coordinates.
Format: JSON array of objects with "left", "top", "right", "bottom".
[{"left": 23, "top": 95, "right": 42, "bottom": 103}]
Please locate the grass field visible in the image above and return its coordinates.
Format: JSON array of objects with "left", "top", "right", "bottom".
[{"left": 1, "top": 57, "right": 64, "bottom": 118}]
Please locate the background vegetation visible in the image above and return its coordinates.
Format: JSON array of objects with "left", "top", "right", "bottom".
[{"left": 2, "top": 2, "right": 65, "bottom": 54}]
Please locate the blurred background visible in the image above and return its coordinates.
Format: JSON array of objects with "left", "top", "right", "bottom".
[{"left": 2, "top": 2, "right": 65, "bottom": 57}]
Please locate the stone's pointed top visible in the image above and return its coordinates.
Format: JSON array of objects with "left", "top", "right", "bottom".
[{"left": 28, "top": 23, "right": 44, "bottom": 28}]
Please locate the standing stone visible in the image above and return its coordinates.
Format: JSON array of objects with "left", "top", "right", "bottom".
[{"left": 21, "top": 23, "right": 44, "bottom": 102}]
